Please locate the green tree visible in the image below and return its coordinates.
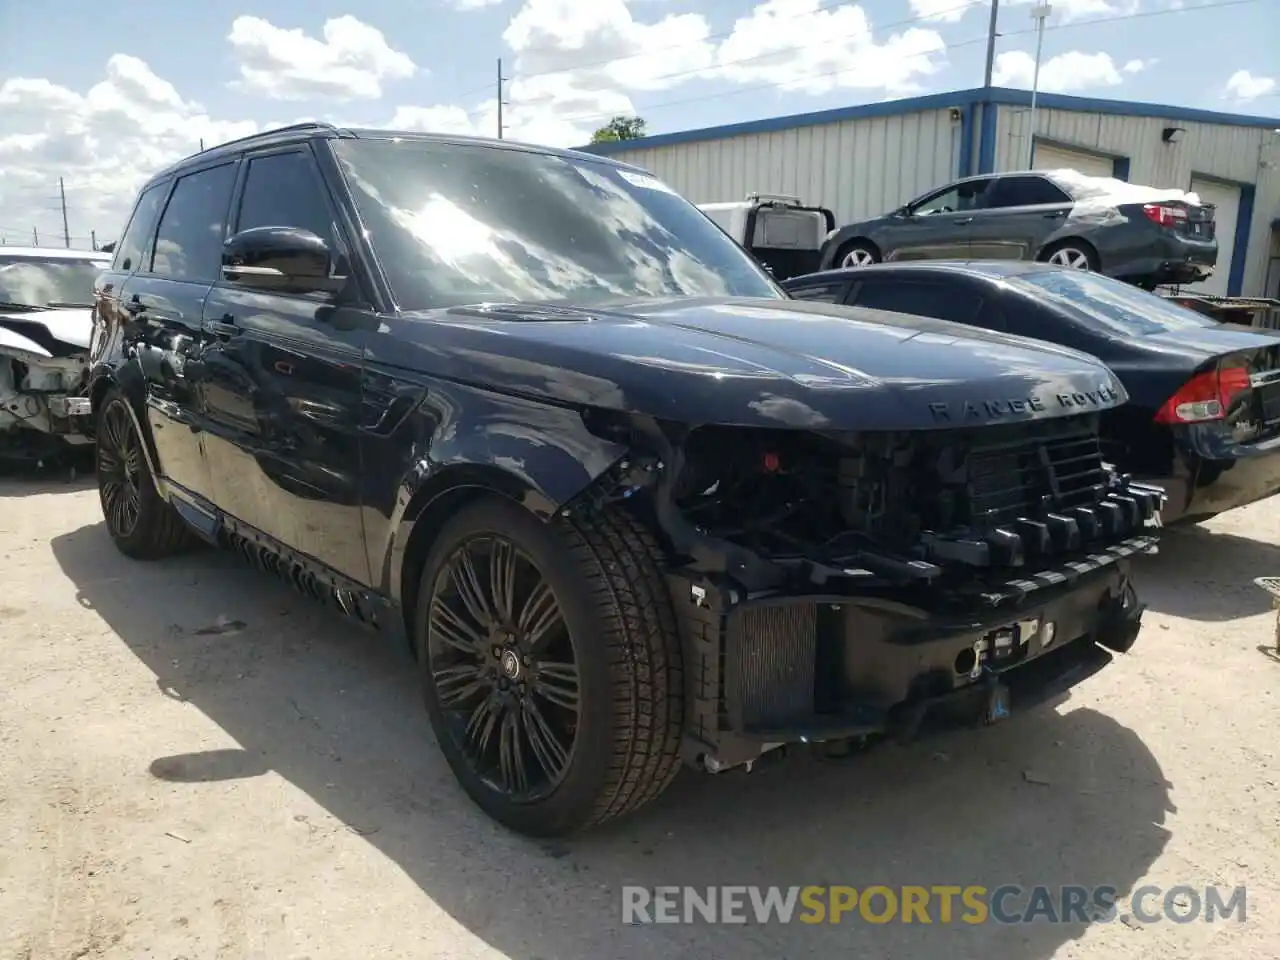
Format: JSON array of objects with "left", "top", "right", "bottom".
[{"left": 590, "top": 116, "right": 647, "bottom": 143}]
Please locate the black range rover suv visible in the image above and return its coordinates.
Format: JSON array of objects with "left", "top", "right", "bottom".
[{"left": 86, "top": 123, "right": 1164, "bottom": 837}]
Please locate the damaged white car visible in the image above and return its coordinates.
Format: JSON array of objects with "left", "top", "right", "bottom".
[{"left": 0, "top": 246, "right": 110, "bottom": 465}]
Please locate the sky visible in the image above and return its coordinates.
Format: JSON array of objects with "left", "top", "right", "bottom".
[{"left": 0, "top": 0, "right": 1276, "bottom": 249}]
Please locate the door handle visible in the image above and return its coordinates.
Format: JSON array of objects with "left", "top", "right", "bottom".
[
  {"left": 1043, "top": 211, "right": 1066, "bottom": 219},
  {"left": 204, "top": 320, "right": 237, "bottom": 340},
  {"left": 955, "top": 217, "right": 973, "bottom": 225}
]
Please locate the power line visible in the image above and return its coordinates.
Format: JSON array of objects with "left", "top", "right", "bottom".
[
  {"left": 463, "top": 0, "right": 980, "bottom": 121},
  {"left": 544, "top": 0, "right": 1269, "bottom": 128},
  {"left": 478, "top": 0, "right": 1266, "bottom": 124}
]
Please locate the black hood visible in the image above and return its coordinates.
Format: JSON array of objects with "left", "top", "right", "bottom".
[{"left": 371, "top": 296, "right": 1127, "bottom": 431}]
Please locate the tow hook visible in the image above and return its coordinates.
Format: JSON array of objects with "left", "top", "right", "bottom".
[{"left": 1095, "top": 581, "right": 1144, "bottom": 654}]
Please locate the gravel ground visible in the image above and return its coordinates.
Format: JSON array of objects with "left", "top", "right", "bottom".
[{"left": 1, "top": 479, "right": 1278, "bottom": 960}]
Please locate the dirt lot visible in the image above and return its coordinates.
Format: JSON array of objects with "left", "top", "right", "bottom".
[{"left": 1, "top": 479, "right": 1278, "bottom": 960}]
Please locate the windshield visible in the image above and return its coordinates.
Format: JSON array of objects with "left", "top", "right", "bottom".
[
  {"left": 1012, "top": 269, "right": 1220, "bottom": 337},
  {"left": 330, "top": 138, "right": 783, "bottom": 312},
  {"left": 0, "top": 255, "right": 106, "bottom": 309}
]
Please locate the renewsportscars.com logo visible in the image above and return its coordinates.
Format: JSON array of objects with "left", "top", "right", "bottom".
[{"left": 621, "top": 885, "right": 1248, "bottom": 926}]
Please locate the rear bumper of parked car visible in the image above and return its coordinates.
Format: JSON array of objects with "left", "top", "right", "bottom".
[
  {"left": 1111, "top": 233, "right": 1218, "bottom": 286},
  {"left": 1141, "top": 429, "right": 1280, "bottom": 524},
  {"left": 667, "top": 543, "right": 1152, "bottom": 771}
]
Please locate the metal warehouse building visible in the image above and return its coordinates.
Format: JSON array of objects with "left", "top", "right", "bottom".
[{"left": 582, "top": 87, "right": 1280, "bottom": 299}]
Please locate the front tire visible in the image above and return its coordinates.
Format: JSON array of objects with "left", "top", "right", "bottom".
[
  {"left": 416, "top": 496, "right": 684, "bottom": 837},
  {"left": 96, "top": 390, "right": 196, "bottom": 560}
]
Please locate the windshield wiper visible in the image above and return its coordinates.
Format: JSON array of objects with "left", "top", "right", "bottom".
[
  {"left": 0, "top": 300, "right": 50, "bottom": 312},
  {"left": 45, "top": 301, "right": 94, "bottom": 309}
]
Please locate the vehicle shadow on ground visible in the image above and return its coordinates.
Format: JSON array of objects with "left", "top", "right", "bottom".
[
  {"left": 53, "top": 522, "right": 1174, "bottom": 960},
  {"left": 0, "top": 454, "right": 96, "bottom": 497},
  {"left": 1133, "top": 523, "right": 1280, "bottom": 622}
]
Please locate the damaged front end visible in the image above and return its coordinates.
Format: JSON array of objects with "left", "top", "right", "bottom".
[
  {"left": 570, "top": 408, "right": 1165, "bottom": 773},
  {"left": 0, "top": 333, "right": 94, "bottom": 464}
]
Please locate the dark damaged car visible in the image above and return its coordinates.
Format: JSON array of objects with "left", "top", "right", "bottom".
[{"left": 87, "top": 124, "right": 1165, "bottom": 837}]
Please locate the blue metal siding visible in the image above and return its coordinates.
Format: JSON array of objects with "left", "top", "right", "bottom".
[
  {"left": 977, "top": 102, "right": 997, "bottom": 174},
  {"left": 578, "top": 86, "right": 1280, "bottom": 155},
  {"left": 958, "top": 103, "right": 975, "bottom": 178},
  {"left": 1229, "top": 183, "right": 1256, "bottom": 297}
]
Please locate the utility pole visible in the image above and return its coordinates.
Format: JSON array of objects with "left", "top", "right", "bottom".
[
  {"left": 59, "top": 176, "right": 70, "bottom": 248},
  {"left": 982, "top": 0, "right": 1000, "bottom": 88},
  {"left": 200, "top": 138, "right": 205, "bottom": 151},
  {"left": 32, "top": 226, "right": 39, "bottom": 245},
  {"left": 1026, "top": 3, "right": 1051, "bottom": 168},
  {"left": 496, "top": 58, "right": 506, "bottom": 139},
  {"left": 91, "top": 230, "right": 97, "bottom": 251}
]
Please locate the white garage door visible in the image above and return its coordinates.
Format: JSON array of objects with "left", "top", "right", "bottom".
[
  {"left": 1182, "top": 177, "right": 1240, "bottom": 297},
  {"left": 1032, "top": 143, "right": 1114, "bottom": 178}
]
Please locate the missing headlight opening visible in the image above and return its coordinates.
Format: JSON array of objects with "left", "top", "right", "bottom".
[{"left": 577, "top": 410, "right": 1163, "bottom": 600}]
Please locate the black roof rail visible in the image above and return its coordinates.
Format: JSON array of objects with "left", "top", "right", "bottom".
[{"left": 196, "top": 121, "right": 342, "bottom": 156}]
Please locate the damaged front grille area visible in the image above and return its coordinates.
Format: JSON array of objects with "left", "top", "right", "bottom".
[{"left": 652, "top": 413, "right": 1163, "bottom": 593}]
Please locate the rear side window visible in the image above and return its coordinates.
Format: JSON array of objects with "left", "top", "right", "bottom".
[
  {"left": 234, "top": 150, "right": 339, "bottom": 250},
  {"left": 788, "top": 282, "right": 848, "bottom": 303},
  {"left": 852, "top": 279, "right": 983, "bottom": 325},
  {"left": 150, "top": 163, "right": 237, "bottom": 282},
  {"left": 112, "top": 183, "right": 168, "bottom": 274},
  {"left": 1013, "top": 270, "right": 1218, "bottom": 336},
  {"left": 986, "top": 176, "right": 1072, "bottom": 208}
]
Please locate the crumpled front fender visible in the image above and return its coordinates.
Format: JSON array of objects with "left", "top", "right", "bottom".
[{"left": 362, "top": 369, "right": 631, "bottom": 603}]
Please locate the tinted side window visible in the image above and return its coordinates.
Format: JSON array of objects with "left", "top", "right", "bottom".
[
  {"left": 853, "top": 279, "right": 983, "bottom": 325},
  {"left": 988, "top": 176, "right": 1072, "bottom": 208},
  {"left": 788, "top": 282, "right": 848, "bottom": 303},
  {"left": 913, "top": 179, "right": 993, "bottom": 215},
  {"left": 150, "top": 163, "right": 237, "bottom": 282},
  {"left": 234, "top": 151, "right": 339, "bottom": 249},
  {"left": 113, "top": 183, "right": 168, "bottom": 274}
]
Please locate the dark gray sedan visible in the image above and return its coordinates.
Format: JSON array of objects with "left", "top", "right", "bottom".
[{"left": 818, "top": 170, "right": 1219, "bottom": 289}]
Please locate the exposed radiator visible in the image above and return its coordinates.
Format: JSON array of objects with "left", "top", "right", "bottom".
[{"left": 726, "top": 603, "right": 818, "bottom": 730}]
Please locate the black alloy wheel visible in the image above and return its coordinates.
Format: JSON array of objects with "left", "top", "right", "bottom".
[
  {"left": 417, "top": 497, "right": 685, "bottom": 837},
  {"left": 94, "top": 389, "right": 197, "bottom": 559},
  {"left": 427, "top": 533, "right": 580, "bottom": 802},
  {"left": 97, "top": 398, "right": 143, "bottom": 539}
]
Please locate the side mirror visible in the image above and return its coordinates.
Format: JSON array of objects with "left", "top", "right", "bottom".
[{"left": 221, "top": 226, "right": 347, "bottom": 294}]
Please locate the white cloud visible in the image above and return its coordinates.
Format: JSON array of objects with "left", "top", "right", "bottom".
[
  {"left": 0, "top": 54, "right": 256, "bottom": 248},
  {"left": 1122, "top": 58, "right": 1154, "bottom": 74},
  {"left": 503, "top": 0, "right": 716, "bottom": 92},
  {"left": 907, "top": 0, "right": 985, "bottom": 23},
  {"left": 1224, "top": 69, "right": 1277, "bottom": 102},
  {"left": 227, "top": 15, "right": 416, "bottom": 101},
  {"left": 0, "top": 1, "right": 965, "bottom": 244},
  {"left": 714, "top": 0, "right": 946, "bottom": 95},
  {"left": 993, "top": 49, "right": 1135, "bottom": 93},
  {"left": 1003, "top": 0, "right": 1130, "bottom": 23},
  {"left": 453, "top": 0, "right": 505, "bottom": 8}
]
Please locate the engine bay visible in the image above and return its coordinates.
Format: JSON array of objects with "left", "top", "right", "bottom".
[{"left": 580, "top": 409, "right": 1165, "bottom": 602}]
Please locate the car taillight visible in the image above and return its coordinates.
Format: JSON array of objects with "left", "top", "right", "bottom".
[
  {"left": 1143, "top": 203, "right": 1188, "bottom": 228},
  {"left": 1154, "top": 366, "right": 1251, "bottom": 423}
]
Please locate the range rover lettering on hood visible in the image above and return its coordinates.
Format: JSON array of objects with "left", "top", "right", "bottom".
[{"left": 928, "top": 382, "right": 1122, "bottom": 424}]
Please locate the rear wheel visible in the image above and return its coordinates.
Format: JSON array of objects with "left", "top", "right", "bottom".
[
  {"left": 96, "top": 390, "right": 196, "bottom": 559},
  {"left": 836, "top": 240, "right": 880, "bottom": 268},
  {"left": 416, "top": 496, "right": 684, "bottom": 837},
  {"left": 1040, "top": 241, "right": 1099, "bottom": 271}
]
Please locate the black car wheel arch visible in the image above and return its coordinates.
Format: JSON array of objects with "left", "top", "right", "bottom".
[
  {"left": 95, "top": 389, "right": 198, "bottom": 560},
  {"left": 415, "top": 495, "right": 684, "bottom": 837}
]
